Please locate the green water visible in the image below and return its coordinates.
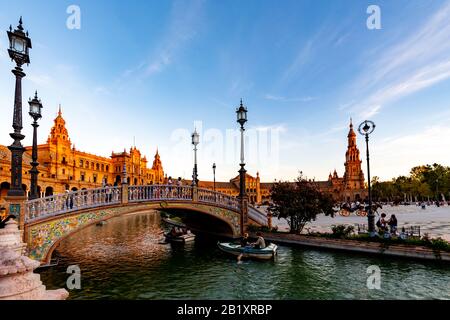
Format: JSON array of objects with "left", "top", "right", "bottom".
[{"left": 38, "top": 211, "right": 450, "bottom": 299}]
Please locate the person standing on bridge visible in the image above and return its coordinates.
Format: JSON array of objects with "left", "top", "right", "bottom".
[{"left": 177, "top": 177, "right": 182, "bottom": 198}]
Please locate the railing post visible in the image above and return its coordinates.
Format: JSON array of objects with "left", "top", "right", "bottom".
[
  {"left": 239, "top": 195, "right": 249, "bottom": 236},
  {"left": 192, "top": 185, "right": 198, "bottom": 202},
  {"left": 122, "top": 183, "right": 129, "bottom": 205},
  {"left": 3, "top": 195, "right": 27, "bottom": 232}
]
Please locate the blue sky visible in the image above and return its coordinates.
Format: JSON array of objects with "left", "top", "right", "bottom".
[{"left": 1, "top": 0, "right": 450, "bottom": 182}]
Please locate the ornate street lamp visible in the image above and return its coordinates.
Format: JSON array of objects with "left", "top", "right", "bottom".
[
  {"left": 191, "top": 129, "right": 200, "bottom": 186},
  {"left": 6, "top": 17, "right": 32, "bottom": 197},
  {"left": 236, "top": 99, "right": 248, "bottom": 235},
  {"left": 236, "top": 99, "right": 247, "bottom": 198},
  {"left": 358, "top": 120, "right": 376, "bottom": 235},
  {"left": 28, "top": 91, "right": 43, "bottom": 200},
  {"left": 212, "top": 163, "right": 216, "bottom": 192}
]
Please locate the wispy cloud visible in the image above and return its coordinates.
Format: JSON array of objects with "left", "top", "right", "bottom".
[
  {"left": 373, "top": 124, "right": 450, "bottom": 179},
  {"left": 264, "top": 94, "right": 317, "bottom": 102},
  {"left": 144, "top": 0, "right": 205, "bottom": 76},
  {"left": 348, "top": 1, "right": 450, "bottom": 117}
]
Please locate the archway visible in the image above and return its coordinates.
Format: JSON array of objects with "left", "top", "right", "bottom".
[
  {"left": 71, "top": 187, "right": 78, "bottom": 192},
  {"left": 115, "top": 175, "right": 121, "bottom": 185},
  {"left": 45, "top": 186, "right": 54, "bottom": 197},
  {"left": 0, "top": 182, "right": 10, "bottom": 199}
]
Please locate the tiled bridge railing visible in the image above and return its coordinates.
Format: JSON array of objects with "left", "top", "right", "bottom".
[
  {"left": 128, "top": 185, "right": 241, "bottom": 212},
  {"left": 25, "top": 186, "right": 122, "bottom": 223},
  {"left": 25, "top": 184, "right": 246, "bottom": 224}
]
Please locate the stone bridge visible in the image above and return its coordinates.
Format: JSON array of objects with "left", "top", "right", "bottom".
[{"left": 21, "top": 184, "right": 268, "bottom": 264}]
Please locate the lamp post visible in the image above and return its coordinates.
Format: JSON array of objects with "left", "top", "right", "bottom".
[
  {"left": 358, "top": 120, "right": 376, "bottom": 235},
  {"left": 212, "top": 163, "right": 216, "bottom": 192},
  {"left": 6, "top": 17, "right": 32, "bottom": 197},
  {"left": 191, "top": 129, "right": 199, "bottom": 186},
  {"left": 236, "top": 99, "right": 248, "bottom": 235},
  {"left": 28, "top": 91, "right": 43, "bottom": 200}
]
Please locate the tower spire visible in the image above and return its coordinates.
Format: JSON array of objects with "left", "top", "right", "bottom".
[{"left": 58, "top": 104, "right": 62, "bottom": 116}]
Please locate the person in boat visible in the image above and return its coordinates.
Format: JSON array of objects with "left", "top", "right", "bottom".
[
  {"left": 240, "top": 233, "right": 250, "bottom": 247},
  {"left": 252, "top": 232, "right": 266, "bottom": 249}
]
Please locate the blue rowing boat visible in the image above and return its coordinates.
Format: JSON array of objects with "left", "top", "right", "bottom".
[{"left": 217, "top": 242, "right": 277, "bottom": 260}]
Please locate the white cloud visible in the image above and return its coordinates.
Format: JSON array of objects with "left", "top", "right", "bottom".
[
  {"left": 349, "top": 1, "right": 450, "bottom": 117},
  {"left": 372, "top": 125, "right": 450, "bottom": 180},
  {"left": 144, "top": 0, "right": 205, "bottom": 76},
  {"left": 264, "top": 94, "right": 317, "bottom": 102}
]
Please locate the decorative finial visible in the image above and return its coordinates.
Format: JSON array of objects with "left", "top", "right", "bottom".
[
  {"left": 34, "top": 90, "right": 38, "bottom": 98},
  {"left": 9, "top": 25, "right": 12, "bottom": 32},
  {"left": 58, "top": 104, "right": 62, "bottom": 116},
  {"left": 18, "top": 16, "right": 23, "bottom": 31},
  {"left": 350, "top": 117, "right": 353, "bottom": 127},
  {"left": 240, "top": 98, "right": 243, "bottom": 107}
]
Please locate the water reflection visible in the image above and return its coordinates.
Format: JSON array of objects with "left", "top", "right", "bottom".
[{"left": 39, "top": 211, "right": 450, "bottom": 300}]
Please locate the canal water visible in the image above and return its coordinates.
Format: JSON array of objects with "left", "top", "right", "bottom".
[{"left": 39, "top": 211, "right": 450, "bottom": 300}]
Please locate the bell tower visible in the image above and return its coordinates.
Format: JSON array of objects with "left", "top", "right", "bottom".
[
  {"left": 48, "top": 105, "right": 71, "bottom": 148},
  {"left": 344, "top": 119, "right": 365, "bottom": 191}
]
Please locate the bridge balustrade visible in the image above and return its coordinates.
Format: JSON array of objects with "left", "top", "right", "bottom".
[
  {"left": 128, "top": 185, "right": 240, "bottom": 211},
  {"left": 25, "top": 186, "right": 121, "bottom": 223},
  {"left": 23, "top": 184, "right": 251, "bottom": 225},
  {"left": 128, "top": 185, "right": 193, "bottom": 202},
  {"left": 197, "top": 188, "right": 240, "bottom": 211}
]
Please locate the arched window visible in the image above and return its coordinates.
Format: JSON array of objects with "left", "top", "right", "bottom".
[{"left": 86, "top": 161, "right": 89, "bottom": 168}]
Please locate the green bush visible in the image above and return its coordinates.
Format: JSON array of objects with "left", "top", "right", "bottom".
[
  {"left": 429, "top": 237, "right": 450, "bottom": 252},
  {"left": 331, "top": 225, "right": 355, "bottom": 238}
]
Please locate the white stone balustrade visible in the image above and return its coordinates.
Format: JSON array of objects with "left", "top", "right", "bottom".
[{"left": 25, "top": 186, "right": 121, "bottom": 223}]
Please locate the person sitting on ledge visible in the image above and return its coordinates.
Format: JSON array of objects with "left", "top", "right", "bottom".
[{"left": 252, "top": 232, "right": 266, "bottom": 249}]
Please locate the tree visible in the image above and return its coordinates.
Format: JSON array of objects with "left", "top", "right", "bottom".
[{"left": 268, "top": 174, "right": 335, "bottom": 234}]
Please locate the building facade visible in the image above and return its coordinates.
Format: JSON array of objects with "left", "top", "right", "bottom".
[
  {"left": 1, "top": 112, "right": 364, "bottom": 205},
  {"left": 0, "top": 107, "right": 164, "bottom": 202}
]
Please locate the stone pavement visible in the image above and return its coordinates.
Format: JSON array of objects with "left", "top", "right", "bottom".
[{"left": 262, "top": 205, "right": 450, "bottom": 241}]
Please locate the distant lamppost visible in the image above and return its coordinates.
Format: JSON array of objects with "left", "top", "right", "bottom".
[
  {"left": 191, "top": 129, "right": 199, "bottom": 186},
  {"left": 236, "top": 99, "right": 248, "bottom": 235},
  {"left": 28, "top": 91, "right": 43, "bottom": 200},
  {"left": 358, "top": 120, "right": 376, "bottom": 235},
  {"left": 212, "top": 163, "right": 216, "bottom": 192},
  {"left": 6, "top": 17, "right": 32, "bottom": 197}
]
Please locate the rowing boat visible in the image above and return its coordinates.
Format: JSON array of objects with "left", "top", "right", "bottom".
[{"left": 217, "top": 242, "right": 277, "bottom": 260}]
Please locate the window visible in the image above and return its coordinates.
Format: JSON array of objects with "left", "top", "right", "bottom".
[
  {"left": 81, "top": 173, "right": 85, "bottom": 182},
  {"left": 86, "top": 161, "right": 89, "bottom": 169},
  {"left": 80, "top": 159, "right": 84, "bottom": 167},
  {"left": 93, "top": 175, "right": 97, "bottom": 183},
  {"left": 62, "top": 169, "right": 65, "bottom": 175},
  {"left": 96, "top": 163, "right": 100, "bottom": 170},
  {"left": 91, "top": 163, "right": 94, "bottom": 170},
  {"left": 101, "top": 164, "right": 104, "bottom": 171}
]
